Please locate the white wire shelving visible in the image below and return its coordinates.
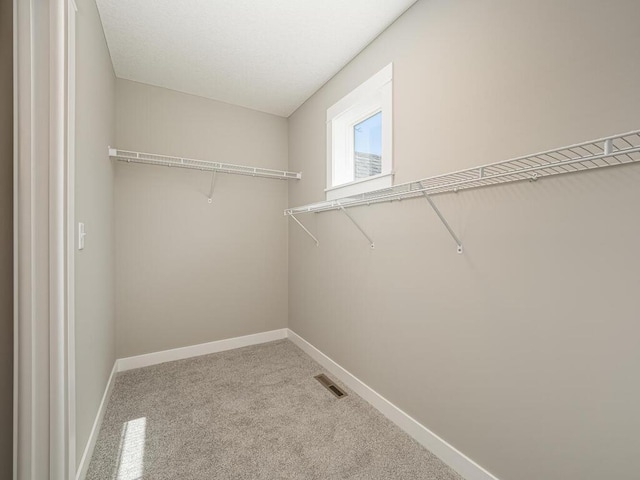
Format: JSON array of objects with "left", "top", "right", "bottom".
[
  {"left": 109, "top": 148, "right": 302, "bottom": 181},
  {"left": 285, "top": 130, "right": 640, "bottom": 253}
]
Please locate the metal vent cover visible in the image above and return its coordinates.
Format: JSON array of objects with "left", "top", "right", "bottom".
[{"left": 314, "top": 374, "right": 347, "bottom": 398}]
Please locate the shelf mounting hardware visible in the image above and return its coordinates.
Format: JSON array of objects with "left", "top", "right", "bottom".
[
  {"left": 337, "top": 202, "right": 375, "bottom": 249},
  {"left": 604, "top": 138, "right": 613, "bottom": 155},
  {"left": 423, "top": 192, "right": 463, "bottom": 254},
  {"left": 207, "top": 171, "right": 217, "bottom": 203},
  {"left": 288, "top": 214, "right": 319, "bottom": 246}
]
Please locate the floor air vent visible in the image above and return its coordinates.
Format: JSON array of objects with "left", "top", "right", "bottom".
[{"left": 314, "top": 374, "right": 347, "bottom": 398}]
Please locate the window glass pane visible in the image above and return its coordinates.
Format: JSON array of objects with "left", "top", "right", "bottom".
[{"left": 354, "top": 111, "right": 382, "bottom": 180}]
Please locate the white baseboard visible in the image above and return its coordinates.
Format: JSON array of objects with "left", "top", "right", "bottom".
[
  {"left": 75, "top": 362, "right": 118, "bottom": 480},
  {"left": 286, "top": 329, "right": 500, "bottom": 480},
  {"left": 117, "top": 328, "right": 288, "bottom": 372}
]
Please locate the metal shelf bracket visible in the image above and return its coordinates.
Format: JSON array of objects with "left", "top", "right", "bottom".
[
  {"left": 423, "top": 193, "right": 463, "bottom": 254},
  {"left": 207, "top": 171, "right": 217, "bottom": 203},
  {"left": 337, "top": 202, "right": 375, "bottom": 249},
  {"left": 289, "top": 214, "right": 319, "bottom": 246}
]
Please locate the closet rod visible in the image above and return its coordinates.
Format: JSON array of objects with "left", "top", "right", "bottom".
[
  {"left": 109, "top": 148, "right": 302, "bottom": 180},
  {"left": 285, "top": 129, "right": 640, "bottom": 216}
]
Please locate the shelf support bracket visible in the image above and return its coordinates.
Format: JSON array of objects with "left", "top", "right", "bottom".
[
  {"left": 423, "top": 193, "right": 463, "bottom": 254},
  {"left": 337, "top": 202, "right": 375, "bottom": 249},
  {"left": 207, "top": 171, "right": 217, "bottom": 203},
  {"left": 289, "top": 214, "right": 319, "bottom": 246},
  {"left": 604, "top": 138, "right": 613, "bottom": 155}
]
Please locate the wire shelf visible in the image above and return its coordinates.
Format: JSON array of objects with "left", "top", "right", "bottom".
[
  {"left": 109, "top": 148, "right": 302, "bottom": 180},
  {"left": 285, "top": 130, "right": 640, "bottom": 215}
]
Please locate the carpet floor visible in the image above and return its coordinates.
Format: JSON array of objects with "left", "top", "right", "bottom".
[{"left": 86, "top": 339, "right": 463, "bottom": 480}]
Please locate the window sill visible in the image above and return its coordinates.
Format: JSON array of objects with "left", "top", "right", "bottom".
[{"left": 325, "top": 172, "right": 394, "bottom": 200}]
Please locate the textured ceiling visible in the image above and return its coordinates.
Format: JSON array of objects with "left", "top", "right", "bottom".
[{"left": 96, "top": 0, "right": 417, "bottom": 117}]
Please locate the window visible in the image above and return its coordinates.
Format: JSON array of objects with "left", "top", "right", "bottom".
[
  {"left": 326, "top": 64, "right": 393, "bottom": 200},
  {"left": 354, "top": 111, "right": 382, "bottom": 180}
]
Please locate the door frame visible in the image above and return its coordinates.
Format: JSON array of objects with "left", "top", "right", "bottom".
[{"left": 13, "top": 0, "right": 74, "bottom": 478}]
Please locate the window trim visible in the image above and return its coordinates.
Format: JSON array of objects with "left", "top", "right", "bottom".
[{"left": 326, "top": 63, "right": 393, "bottom": 200}]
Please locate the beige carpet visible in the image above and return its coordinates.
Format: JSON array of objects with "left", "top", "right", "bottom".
[{"left": 86, "top": 340, "right": 463, "bottom": 480}]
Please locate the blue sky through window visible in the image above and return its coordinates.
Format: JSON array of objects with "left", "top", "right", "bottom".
[{"left": 354, "top": 112, "right": 382, "bottom": 156}]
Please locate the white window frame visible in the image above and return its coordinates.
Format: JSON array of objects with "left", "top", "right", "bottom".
[{"left": 326, "top": 63, "right": 393, "bottom": 200}]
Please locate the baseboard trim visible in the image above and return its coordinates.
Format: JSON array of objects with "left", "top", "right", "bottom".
[
  {"left": 286, "top": 329, "right": 500, "bottom": 480},
  {"left": 75, "top": 362, "right": 118, "bottom": 480},
  {"left": 117, "top": 328, "right": 289, "bottom": 372}
]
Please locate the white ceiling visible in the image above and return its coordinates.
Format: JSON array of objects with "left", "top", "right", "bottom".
[{"left": 96, "top": 0, "right": 417, "bottom": 117}]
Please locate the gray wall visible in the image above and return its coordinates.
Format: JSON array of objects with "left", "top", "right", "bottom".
[
  {"left": 115, "top": 79, "right": 289, "bottom": 358},
  {"left": 287, "top": 1, "right": 640, "bottom": 479},
  {"left": 0, "top": 1, "right": 12, "bottom": 476},
  {"left": 75, "top": 0, "right": 116, "bottom": 468}
]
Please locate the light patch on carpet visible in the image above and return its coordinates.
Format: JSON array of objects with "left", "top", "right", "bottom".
[{"left": 115, "top": 417, "right": 146, "bottom": 480}]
